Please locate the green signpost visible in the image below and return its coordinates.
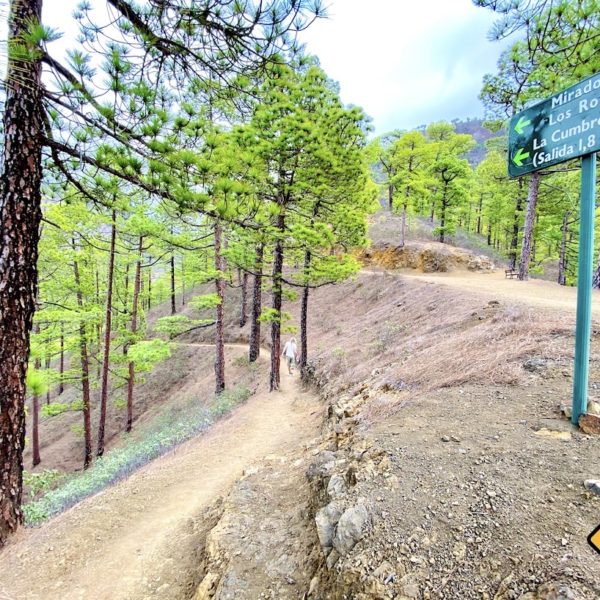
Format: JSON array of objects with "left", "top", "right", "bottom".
[
  {"left": 508, "top": 71, "right": 599, "bottom": 426},
  {"left": 509, "top": 72, "right": 600, "bottom": 178}
]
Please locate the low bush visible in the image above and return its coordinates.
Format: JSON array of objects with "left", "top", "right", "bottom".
[
  {"left": 41, "top": 400, "right": 83, "bottom": 418},
  {"left": 41, "top": 402, "right": 70, "bottom": 418},
  {"left": 23, "top": 469, "right": 65, "bottom": 501},
  {"left": 212, "top": 386, "right": 251, "bottom": 417},
  {"left": 24, "top": 385, "right": 253, "bottom": 526}
]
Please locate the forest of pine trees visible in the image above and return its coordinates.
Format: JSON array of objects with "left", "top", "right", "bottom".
[
  {"left": 1, "top": 0, "right": 599, "bottom": 547},
  {"left": 372, "top": 1, "right": 599, "bottom": 286},
  {"left": 0, "top": 0, "right": 378, "bottom": 546}
]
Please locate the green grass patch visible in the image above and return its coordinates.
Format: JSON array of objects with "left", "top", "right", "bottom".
[{"left": 24, "top": 385, "right": 252, "bottom": 526}]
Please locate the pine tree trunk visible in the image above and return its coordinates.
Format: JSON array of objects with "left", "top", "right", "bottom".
[
  {"left": 270, "top": 213, "right": 285, "bottom": 391},
  {"left": 170, "top": 254, "right": 176, "bottom": 315},
  {"left": 124, "top": 262, "right": 130, "bottom": 315},
  {"left": 239, "top": 271, "right": 248, "bottom": 327},
  {"left": 388, "top": 185, "right": 394, "bottom": 211},
  {"left": 32, "top": 389, "right": 41, "bottom": 468},
  {"left": 147, "top": 263, "right": 152, "bottom": 311},
  {"left": 249, "top": 244, "right": 264, "bottom": 363},
  {"left": 518, "top": 172, "right": 541, "bottom": 281},
  {"left": 0, "top": 0, "right": 44, "bottom": 547},
  {"left": 439, "top": 193, "right": 447, "bottom": 244},
  {"left": 214, "top": 221, "right": 226, "bottom": 394},
  {"left": 72, "top": 243, "right": 93, "bottom": 470},
  {"left": 300, "top": 250, "right": 311, "bottom": 377},
  {"left": 509, "top": 195, "right": 523, "bottom": 271},
  {"left": 126, "top": 237, "right": 143, "bottom": 432},
  {"left": 58, "top": 323, "right": 65, "bottom": 396},
  {"left": 532, "top": 214, "right": 539, "bottom": 264},
  {"left": 558, "top": 212, "right": 569, "bottom": 286},
  {"left": 181, "top": 258, "right": 185, "bottom": 306},
  {"left": 44, "top": 351, "right": 51, "bottom": 404},
  {"left": 97, "top": 210, "right": 117, "bottom": 457},
  {"left": 476, "top": 194, "right": 483, "bottom": 235},
  {"left": 400, "top": 203, "right": 408, "bottom": 248},
  {"left": 95, "top": 268, "right": 101, "bottom": 379}
]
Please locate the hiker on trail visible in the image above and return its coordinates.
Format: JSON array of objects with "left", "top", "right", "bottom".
[{"left": 282, "top": 337, "right": 298, "bottom": 375}]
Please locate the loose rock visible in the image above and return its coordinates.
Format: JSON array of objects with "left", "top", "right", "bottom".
[
  {"left": 587, "top": 401, "right": 600, "bottom": 416},
  {"left": 333, "top": 504, "right": 371, "bottom": 555},
  {"left": 315, "top": 502, "right": 343, "bottom": 549},
  {"left": 327, "top": 474, "right": 347, "bottom": 499},
  {"left": 583, "top": 479, "right": 600, "bottom": 496},
  {"left": 579, "top": 413, "right": 600, "bottom": 435}
]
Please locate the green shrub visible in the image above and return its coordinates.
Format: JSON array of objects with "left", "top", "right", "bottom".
[
  {"left": 23, "top": 469, "right": 65, "bottom": 500},
  {"left": 41, "top": 402, "right": 70, "bottom": 418},
  {"left": 113, "top": 397, "right": 127, "bottom": 410},
  {"left": 24, "top": 386, "right": 252, "bottom": 526},
  {"left": 41, "top": 400, "right": 84, "bottom": 418},
  {"left": 212, "top": 386, "right": 251, "bottom": 417},
  {"left": 233, "top": 355, "right": 260, "bottom": 371},
  {"left": 70, "top": 424, "right": 85, "bottom": 438},
  {"left": 70, "top": 399, "right": 84, "bottom": 411}
]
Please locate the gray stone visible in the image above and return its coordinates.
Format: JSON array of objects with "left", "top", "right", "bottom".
[
  {"left": 584, "top": 479, "right": 600, "bottom": 496},
  {"left": 214, "top": 571, "right": 245, "bottom": 600},
  {"left": 560, "top": 403, "right": 572, "bottom": 419},
  {"left": 333, "top": 504, "right": 371, "bottom": 555},
  {"left": 315, "top": 502, "right": 343, "bottom": 548},
  {"left": 523, "top": 357, "right": 548, "bottom": 373},
  {"left": 518, "top": 582, "right": 578, "bottom": 600},
  {"left": 326, "top": 548, "right": 341, "bottom": 570},
  {"left": 327, "top": 474, "right": 347, "bottom": 499},
  {"left": 307, "top": 451, "right": 337, "bottom": 481},
  {"left": 194, "top": 572, "right": 219, "bottom": 600},
  {"left": 373, "top": 560, "right": 394, "bottom": 581},
  {"left": 587, "top": 400, "right": 600, "bottom": 416}
]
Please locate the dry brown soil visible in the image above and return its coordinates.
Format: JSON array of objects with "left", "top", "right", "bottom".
[
  {"left": 295, "top": 268, "right": 600, "bottom": 599},
  {"left": 404, "top": 268, "right": 600, "bottom": 316}
]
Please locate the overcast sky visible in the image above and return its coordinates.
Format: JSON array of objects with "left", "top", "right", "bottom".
[
  {"left": 1, "top": 0, "right": 508, "bottom": 135},
  {"left": 299, "top": 0, "right": 508, "bottom": 134}
]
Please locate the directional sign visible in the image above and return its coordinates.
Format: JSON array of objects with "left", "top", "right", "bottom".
[{"left": 508, "top": 71, "right": 600, "bottom": 177}]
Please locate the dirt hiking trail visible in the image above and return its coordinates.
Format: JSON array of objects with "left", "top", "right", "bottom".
[
  {"left": 0, "top": 344, "right": 321, "bottom": 600},
  {"left": 364, "top": 267, "right": 600, "bottom": 316}
]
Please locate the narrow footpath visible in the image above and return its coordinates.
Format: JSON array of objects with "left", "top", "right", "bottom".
[{"left": 0, "top": 345, "right": 321, "bottom": 600}]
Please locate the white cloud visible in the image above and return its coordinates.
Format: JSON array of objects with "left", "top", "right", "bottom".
[{"left": 299, "top": 0, "right": 508, "bottom": 133}]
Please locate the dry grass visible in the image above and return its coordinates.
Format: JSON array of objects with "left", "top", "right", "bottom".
[
  {"left": 398, "top": 304, "right": 573, "bottom": 390},
  {"left": 295, "top": 271, "right": 577, "bottom": 420}
]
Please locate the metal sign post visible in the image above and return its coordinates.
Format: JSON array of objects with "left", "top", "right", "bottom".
[
  {"left": 508, "top": 71, "right": 600, "bottom": 427},
  {"left": 572, "top": 154, "right": 597, "bottom": 424}
]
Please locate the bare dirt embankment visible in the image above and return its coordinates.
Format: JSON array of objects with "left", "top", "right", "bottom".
[{"left": 357, "top": 241, "right": 494, "bottom": 274}]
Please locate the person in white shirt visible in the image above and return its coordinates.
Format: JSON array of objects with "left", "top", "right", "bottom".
[{"left": 282, "top": 337, "right": 298, "bottom": 375}]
